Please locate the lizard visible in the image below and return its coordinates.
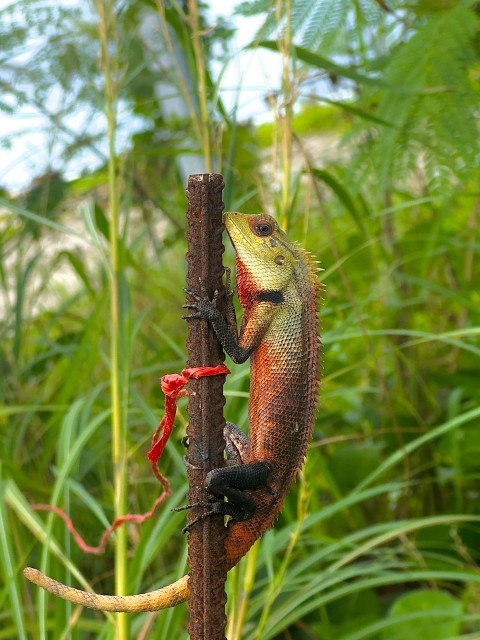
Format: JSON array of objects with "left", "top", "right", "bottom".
[{"left": 23, "top": 211, "right": 320, "bottom": 612}]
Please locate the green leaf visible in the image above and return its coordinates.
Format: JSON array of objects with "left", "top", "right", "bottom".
[
  {"left": 383, "top": 590, "right": 463, "bottom": 640},
  {"left": 327, "top": 443, "right": 383, "bottom": 493},
  {"left": 0, "top": 467, "right": 28, "bottom": 640},
  {"left": 257, "top": 41, "right": 398, "bottom": 89},
  {"left": 93, "top": 202, "right": 110, "bottom": 241},
  {"left": 312, "top": 168, "right": 367, "bottom": 235},
  {"left": 0, "top": 198, "right": 92, "bottom": 242},
  {"left": 59, "top": 250, "right": 94, "bottom": 294},
  {"left": 319, "top": 96, "right": 396, "bottom": 128}
]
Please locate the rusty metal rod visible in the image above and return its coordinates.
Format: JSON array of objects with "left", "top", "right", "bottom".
[{"left": 185, "top": 173, "right": 228, "bottom": 640}]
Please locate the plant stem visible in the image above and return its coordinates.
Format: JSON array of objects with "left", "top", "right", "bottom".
[
  {"left": 96, "top": 2, "right": 128, "bottom": 638},
  {"left": 155, "top": 0, "right": 203, "bottom": 143},
  {"left": 278, "top": 0, "right": 293, "bottom": 230},
  {"left": 188, "top": 0, "right": 212, "bottom": 171},
  {"left": 228, "top": 541, "right": 260, "bottom": 640},
  {"left": 254, "top": 471, "right": 309, "bottom": 640}
]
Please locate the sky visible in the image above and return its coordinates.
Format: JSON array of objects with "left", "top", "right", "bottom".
[
  {"left": 0, "top": 1, "right": 281, "bottom": 191},
  {"left": 208, "top": 1, "right": 281, "bottom": 119}
]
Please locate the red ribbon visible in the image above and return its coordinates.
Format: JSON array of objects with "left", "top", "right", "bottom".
[
  {"left": 147, "top": 365, "right": 230, "bottom": 465},
  {"left": 31, "top": 364, "right": 230, "bottom": 554}
]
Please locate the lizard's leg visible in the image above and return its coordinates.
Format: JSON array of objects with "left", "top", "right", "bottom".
[
  {"left": 224, "top": 421, "right": 248, "bottom": 465},
  {"left": 178, "top": 422, "right": 271, "bottom": 529},
  {"left": 179, "top": 460, "right": 272, "bottom": 532},
  {"left": 183, "top": 284, "right": 256, "bottom": 364},
  {"left": 174, "top": 423, "right": 247, "bottom": 510},
  {"left": 204, "top": 460, "right": 272, "bottom": 522},
  {"left": 180, "top": 419, "right": 243, "bottom": 469},
  {"left": 183, "top": 277, "right": 277, "bottom": 365}
]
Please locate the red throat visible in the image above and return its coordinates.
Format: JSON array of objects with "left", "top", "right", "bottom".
[{"left": 235, "top": 256, "right": 257, "bottom": 308}]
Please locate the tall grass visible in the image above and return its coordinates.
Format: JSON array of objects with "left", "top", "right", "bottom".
[
  {"left": 96, "top": 1, "right": 128, "bottom": 637},
  {"left": 1, "top": 1, "right": 479, "bottom": 639}
]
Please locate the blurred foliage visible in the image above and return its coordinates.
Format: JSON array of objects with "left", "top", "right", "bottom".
[{"left": 1, "top": 0, "right": 480, "bottom": 639}]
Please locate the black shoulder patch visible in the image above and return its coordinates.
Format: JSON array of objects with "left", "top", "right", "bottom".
[{"left": 255, "top": 290, "right": 284, "bottom": 304}]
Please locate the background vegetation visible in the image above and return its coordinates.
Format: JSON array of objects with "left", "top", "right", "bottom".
[{"left": 1, "top": 0, "right": 480, "bottom": 639}]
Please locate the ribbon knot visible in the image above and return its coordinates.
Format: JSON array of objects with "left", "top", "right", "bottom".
[{"left": 148, "top": 365, "right": 230, "bottom": 463}]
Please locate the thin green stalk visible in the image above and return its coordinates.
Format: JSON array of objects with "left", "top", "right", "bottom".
[
  {"left": 0, "top": 466, "right": 27, "bottom": 640},
  {"left": 278, "top": 0, "right": 293, "bottom": 229},
  {"left": 96, "top": 2, "right": 128, "bottom": 638},
  {"left": 253, "top": 470, "right": 310, "bottom": 640},
  {"left": 155, "top": 0, "right": 202, "bottom": 143},
  {"left": 228, "top": 541, "right": 260, "bottom": 640},
  {"left": 188, "top": 0, "right": 212, "bottom": 171}
]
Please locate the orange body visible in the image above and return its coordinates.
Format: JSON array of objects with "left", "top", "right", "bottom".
[{"left": 224, "top": 228, "right": 319, "bottom": 567}]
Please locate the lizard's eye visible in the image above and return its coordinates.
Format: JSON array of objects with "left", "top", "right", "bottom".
[{"left": 253, "top": 221, "right": 274, "bottom": 237}]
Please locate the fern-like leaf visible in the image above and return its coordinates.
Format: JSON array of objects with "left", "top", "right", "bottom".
[{"left": 354, "top": 4, "right": 480, "bottom": 194}]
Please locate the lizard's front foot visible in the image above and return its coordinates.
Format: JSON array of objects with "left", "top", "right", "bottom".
[{"left": 182, "top": 278, "right": 219, "bottom": 320}]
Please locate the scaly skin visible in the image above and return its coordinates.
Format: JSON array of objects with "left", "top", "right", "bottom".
[{"left": 23, "top": 211, "right": 320, "bottom": 612}]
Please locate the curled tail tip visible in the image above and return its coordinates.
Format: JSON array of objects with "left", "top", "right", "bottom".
[{"left": 23, "top": 567, "right": 40, "bottom": 583}]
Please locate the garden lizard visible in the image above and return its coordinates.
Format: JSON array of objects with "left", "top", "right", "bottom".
[{"left": 24, "top": 211, "right": 320, "bottom": 612}]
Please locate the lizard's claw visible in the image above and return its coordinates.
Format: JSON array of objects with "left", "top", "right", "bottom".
[
  {"left": 182, "top": 289, "right": 202, "bottom": 320},
  {"left": 171, "top": 502, "right": 204, "bottom": 514},
  {"left": 182, "top": 281, "right": 219, "bottom": 321},
  {"left": 181, "top": 303, "right": 202, "bottom": 320},
  {"left": 175, "top": 502, "right": 226, "bottom": 534},
  {"left": 196, "top": 278, "right": 220, "bottom": 304},
  {"left": 184, "top": 281, "right": 219, "bottom": 305},
  {"left": 172, "top": 503, "right": 203, "bottom": 533},
  {"left": 183, "top": 287, "right": 200, "bottom": 301},
  {"left": 182, "top": 454, "right": 202, "bottom": 470}
]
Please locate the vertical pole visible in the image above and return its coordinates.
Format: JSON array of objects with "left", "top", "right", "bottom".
[{"left": 185, "top": 174, "right": 228, "bottom": 640}]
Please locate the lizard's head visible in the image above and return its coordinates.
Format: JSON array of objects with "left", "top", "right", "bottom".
[{"left": 224, "top": 211, "right": 299, "bottom": 298}]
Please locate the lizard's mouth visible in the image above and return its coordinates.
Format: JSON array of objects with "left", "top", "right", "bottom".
[
  {"left": 223, "top": 211, "right": 241, "bottom": 240},
  {"left": 223, "top": 211, "right": 235, "bottom": 242},
  {"left": 222, "top": 211, "right": 238, "bottom": 227}
]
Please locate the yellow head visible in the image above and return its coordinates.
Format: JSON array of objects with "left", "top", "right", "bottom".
[{"left": 224, "top": 211, "right": 308, "bottom": 306}]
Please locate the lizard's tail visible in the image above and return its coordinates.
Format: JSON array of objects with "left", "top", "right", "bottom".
[{"left": 23, "top": 567, "right": 189, "bottom": 612}]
